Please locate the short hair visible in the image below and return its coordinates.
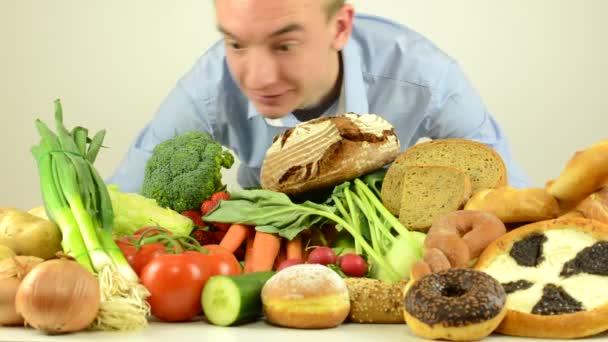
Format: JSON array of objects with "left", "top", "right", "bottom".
[{"left": 324, "top": 0, "right": 346, "bottom": 19}]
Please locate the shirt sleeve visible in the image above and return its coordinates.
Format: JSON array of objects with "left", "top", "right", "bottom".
[
  {"left": 106, "top": 82, "right": 215, "bottom": 193},
  {"left": 425, "top": 61, "right": 532, "bottom": 188}
]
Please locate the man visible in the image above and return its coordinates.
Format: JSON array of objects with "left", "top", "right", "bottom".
[{"left": 108, "top": 0, "right": 530, "bottom": 192}]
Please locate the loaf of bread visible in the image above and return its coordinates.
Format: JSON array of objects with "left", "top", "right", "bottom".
[
  {"left": 382, "top": 166, "right": 472, "bottom": 231},
  {"left": 380, "top": 139, "right": 507, "bottom": 217},
  {"left": 344, "top": 277, "right": 406, "bottom": 324},
  {"left": 546, "top": 139, "right": 608, "bottom": 209},
  {"left": 260, "top": 114, "right": 400, "bottom": 195},
  {"left": 464, "top": 186, "right": 560, "bottom": 223}
]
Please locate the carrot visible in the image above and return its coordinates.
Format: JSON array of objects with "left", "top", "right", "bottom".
[
  {"left": 286, "top": 236, "right": 303, "bottom": 260},
  {"left": 219, "top": 224, "right": 251, "bottom": 253},
  {"left": 243, "top": 233, "right": 255, "bottom": 273},
  {"left": 248, "top": 231, "right": 282, "bottom": 272},
  {"left": 273, "top": 240, "right": 287, "bottom": 270}
]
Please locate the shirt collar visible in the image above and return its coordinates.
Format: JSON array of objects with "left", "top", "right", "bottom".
[{"left": 245, "top": 38, "right": 370, "bottom": 123}]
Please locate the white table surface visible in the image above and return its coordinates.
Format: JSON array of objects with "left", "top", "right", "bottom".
[{"left": 1, "top": 319, "right": 606, "bottom": 342}]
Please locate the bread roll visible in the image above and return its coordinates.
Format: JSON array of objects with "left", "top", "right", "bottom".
[
  {"left": 546, "top": 139, "right": 608, "bottom": 209},
  {"left": 260, "top": 113, "right": 399, "bottom": 195},
  {"left": 564, "top": 187, "right": 608, "bottom": 224},
  {"left": 261, "top": 264, "right": 350, "bottom": 329},
  {"left": 344, "top": 277, "right": 406, "bottom": 323},
  {"left": 464, "top": 186, "right": 560, "bottom": 223}
]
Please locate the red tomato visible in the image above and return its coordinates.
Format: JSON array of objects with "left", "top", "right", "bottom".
[
  {"left": 140, "top": 252, "right": 212, "bottom": 322},
  {"left": 131, "top": 243, "right": 167, "bottom": 276},
  {"left": 201, "top": 244, "right": 242, "bottom": 276},
  {"left": 116, "top": 239, "right": 137, "bottom": 265}
]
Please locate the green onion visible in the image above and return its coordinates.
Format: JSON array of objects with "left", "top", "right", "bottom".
[{"left": 31, "top": 99, "right": 148, "bottom": 330}]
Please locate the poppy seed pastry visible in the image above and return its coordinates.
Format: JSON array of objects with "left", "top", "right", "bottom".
[{"left": 475, "top": 218, "right": 608, "bottom": 338}]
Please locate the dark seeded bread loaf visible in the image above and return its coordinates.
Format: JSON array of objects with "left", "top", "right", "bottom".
[
  {"left": 381, "top": 139, "right": 507, "bottom": 216},
  {"left": 389, "top": 166, "right": 472, "bottom": 231},
  {"left": 260, "top": 113, "right": 400, "bottom": 195}
]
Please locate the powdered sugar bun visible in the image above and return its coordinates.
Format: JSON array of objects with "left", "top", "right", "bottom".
[{"left": 261, "top": 264, "right": 350, "bottom": 329}]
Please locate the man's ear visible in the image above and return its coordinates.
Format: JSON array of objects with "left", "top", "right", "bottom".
[{"left": 331, "top": 4, "right": 354, "bottom": 51}]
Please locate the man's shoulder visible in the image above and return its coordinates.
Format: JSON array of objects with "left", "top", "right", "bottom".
[{"left": 351, "top": 14, "right": 454, "bottom": 87}]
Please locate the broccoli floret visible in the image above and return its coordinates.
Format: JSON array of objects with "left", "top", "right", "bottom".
[{"left": 141, "top": 131, "right": 234, "bottom": 212}]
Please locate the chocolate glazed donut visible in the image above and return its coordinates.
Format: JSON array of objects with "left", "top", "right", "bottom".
[{"left": 403, "top": 268, "right": 507, "bottom": 341}]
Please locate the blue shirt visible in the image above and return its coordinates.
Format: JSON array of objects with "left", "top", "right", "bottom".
[{"left": 108, "top": 14, "right": 531, "bottom": 192}]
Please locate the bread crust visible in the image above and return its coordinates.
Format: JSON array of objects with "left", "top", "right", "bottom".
[
  {"left": 260, "top": 114, "right": 399, "bottom": 195},
  {"left": 393, "top": 139, "right": 508, "bottom": 191},
  {"left": 464, "top": 186, "right": 560, "bottom": 223},
  {"left": 546, "top": 139, "right": 608, "bottom": 209},
  {"left": 475, "top": 218, "right": 608, "bottom": 338}
]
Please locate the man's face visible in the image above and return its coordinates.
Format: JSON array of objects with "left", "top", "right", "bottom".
[{"left": 215, "top": 0, "right": 349, "bottom": 119}]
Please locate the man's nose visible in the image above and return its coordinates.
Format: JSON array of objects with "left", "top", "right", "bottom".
[{"left": 244, "top": 49, "right": 279, "bottom": 90}]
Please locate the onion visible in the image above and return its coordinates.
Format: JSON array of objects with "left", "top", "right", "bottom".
[
  {"left": 15, "top": 259, "right": 100, "bottom": 334},
  {"left": 0, "top": 278, "right": 22, "bottom": 325},
  {"left": 0, "top": 256, "right": 43, "bottom": 326}
]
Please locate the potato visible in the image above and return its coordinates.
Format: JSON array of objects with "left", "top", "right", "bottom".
[
  {"left": 0, "top": 245, "right": 15, "bottom": 261},
  {"left": 0, "top": 208, "right": 62, "bottom": 260}
]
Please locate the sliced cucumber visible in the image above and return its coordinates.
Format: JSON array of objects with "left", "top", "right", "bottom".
[{"left": 202, "top": 271, "right": 275, "bottom": 326}]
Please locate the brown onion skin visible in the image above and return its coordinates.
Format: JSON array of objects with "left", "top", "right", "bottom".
[
  {"left": 0, "top": 277, "right": 23, "bottom": 326},
  {"left": 15, "top": 259, "right": 100, "bottom": 334}
]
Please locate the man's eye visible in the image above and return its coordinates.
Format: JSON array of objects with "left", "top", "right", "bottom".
[
  {"left": 276, "top": 43, "right": 295, "bottom": 52},
  {"left": 227, "top": 41, "right": 243, "bottom": 50}
]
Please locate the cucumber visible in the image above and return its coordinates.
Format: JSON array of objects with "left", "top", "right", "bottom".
[{"left": 202, "top": 271, "right": 275, "bottom": 326}]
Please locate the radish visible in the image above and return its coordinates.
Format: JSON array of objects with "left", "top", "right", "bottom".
[
  {"left": 338, "top": 253, "right": 367, "bottom": 277},
  {"left": 307, "top": 247, "right": 337, "bottom": 265}
]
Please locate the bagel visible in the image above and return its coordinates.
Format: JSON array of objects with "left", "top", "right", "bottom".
[
  {"left": 403, "top": 268, "right": 507, "bottom": 341},
  {"left": 411, "top": 210, "right": 506, "bottom": 280},
  {"left": 475, "top": 218, "right": 608, "bottom": 338},
  {"left": 546, "top": 139, "right": 608, "bottom": 209}
]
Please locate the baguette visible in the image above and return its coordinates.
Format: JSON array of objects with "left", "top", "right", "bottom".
[
  {"left": 546, "top": 139, "right": 608, "bottom": 209},
  {"left": 561, "top": 187, "right": 608, "bottom": 225},
  {"left": 464, "top": 186, "right": 560, "bottom": 223},
  {"left": 260, "top": 114, "right": 399, "bottom": 195}
]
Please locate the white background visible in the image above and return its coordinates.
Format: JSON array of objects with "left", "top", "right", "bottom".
[{"left": 3, "top": 0, "right": 607, "bottom": 210}]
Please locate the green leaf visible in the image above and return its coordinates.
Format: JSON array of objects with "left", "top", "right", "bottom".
[{"left": 203, "top": 189, "right": 334, "bottom": 240}]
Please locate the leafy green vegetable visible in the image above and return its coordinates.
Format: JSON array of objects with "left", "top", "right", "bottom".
[
  {"left": 108, "top": 185, "right": 194, "bottom": 237},
  {"left": 141, "top": 131, "right": 234, "bottom": 212},
  {"left": 203, "top": 190, "right": 332, "bottom": 240},
  {"left": 30, "top": 99, "right": 135, "bottom": 281}
]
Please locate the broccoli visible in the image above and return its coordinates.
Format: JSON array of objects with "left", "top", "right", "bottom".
[{"left": 141, "top": 131, "right": 234, "bottom": 212}]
